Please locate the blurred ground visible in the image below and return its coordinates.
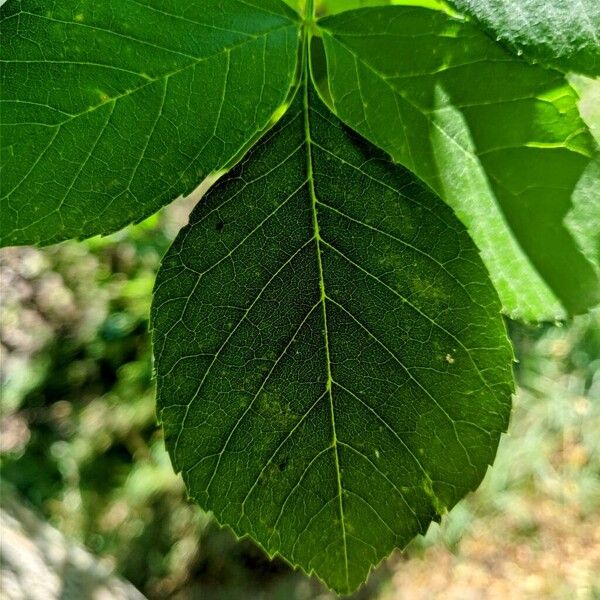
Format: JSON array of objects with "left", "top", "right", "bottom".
[
  {"left": 1, "top": 492, "right": 144, "bottom": 600},
  {"left": 1, "top": 198, "right": 599, "bottom": 599}
]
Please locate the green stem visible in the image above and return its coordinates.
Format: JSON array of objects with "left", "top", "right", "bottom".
[{"left": 304, "top": 0, "right": 315, "bottom": 22}]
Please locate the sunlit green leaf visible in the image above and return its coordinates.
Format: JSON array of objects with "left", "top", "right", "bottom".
[
  {"left": 321, "top": 0, "right": 448, "bottom": 15},
  {"left": 152, "top": 75, "right": 513, "bottom": 594},
  {"left": 284, "top": 0, "right": 448, "bottom": 15},
  {"left": 316, "top": 6, "right": 600, "bottom": 320},
  {"left": 0, "top": 0, "right": 301, "bottom": 245}
]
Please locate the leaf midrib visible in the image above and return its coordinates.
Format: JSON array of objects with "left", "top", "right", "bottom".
[{"left": 303, "top": 64, "right": 350, "bottom": 587}]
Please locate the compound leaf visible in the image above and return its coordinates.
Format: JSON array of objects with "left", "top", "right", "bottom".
[
  {"left": 152, "top": 76, "right": 513, "bottom": 594},
  {"left": 0, "top": 0, "right": 300, "bottom": 246},
  {"left": 447, "top": 0, "right": 600, "bottom": 76},
  {"left": 317, "top": 6, "right": 600, "bottom": 320}
]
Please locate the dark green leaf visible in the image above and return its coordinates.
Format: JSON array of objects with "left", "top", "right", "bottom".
[
  {"left": 317, "top": 6, "right": 600, "bottom": 320},
  {"left": 0, "top": 0, "right": 300, "bottom": 246},
  {"left": 447, "top": 0, "right": 600, "bottom": 75},
  {"left": 152, "top": 75, "right": 513, "bottom": 594}
]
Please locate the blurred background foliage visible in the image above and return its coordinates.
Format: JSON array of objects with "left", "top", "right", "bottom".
[{"left": 1, "top": 196, "right": 598, "bottom": 599}]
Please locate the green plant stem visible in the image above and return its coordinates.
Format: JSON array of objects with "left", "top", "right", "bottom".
[{"left": 305, "top": 0, "right": 315, "bottom": 22}]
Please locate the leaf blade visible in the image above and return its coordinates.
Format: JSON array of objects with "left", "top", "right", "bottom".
[
  {"left": 447, "top": 0, "right": 600, "bottom": 76},
  {"left": 317, "top": 6, "right": 600, "bottom": 320},
  {"left": 0, "top": 0, "right": 301, "bottom": 245},
  {"left": 152, "top": 76, "right": 514, "bottom": 593}
]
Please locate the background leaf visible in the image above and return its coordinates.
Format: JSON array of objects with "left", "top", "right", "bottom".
[
  {"left": 567, "top": 77, "right": 600, "bottom": 268},
  {"left": 316, "top": 6, "right": 600, "bottom": 320},
  {"left": 0, "top": 0, "right": 300, "bottom": 246},
  {"left": 446, "top": 0, "right": 600, "bottom": 76},
  {"left": 152, "top": 78, "right": 514, "bottom": 594}
]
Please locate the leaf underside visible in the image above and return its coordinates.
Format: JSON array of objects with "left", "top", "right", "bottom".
[
  {"left": 0, "top": 0, "right": 300, "bottom": 245},
  {"left": 152, "top": 77, "right": 514, "bottom": 594},
  {"left": 317, "top": 6, "right": 600, "bottom": 320},
  {"left": 446, "top": 0, "right": 600, "bottom": 76}
]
